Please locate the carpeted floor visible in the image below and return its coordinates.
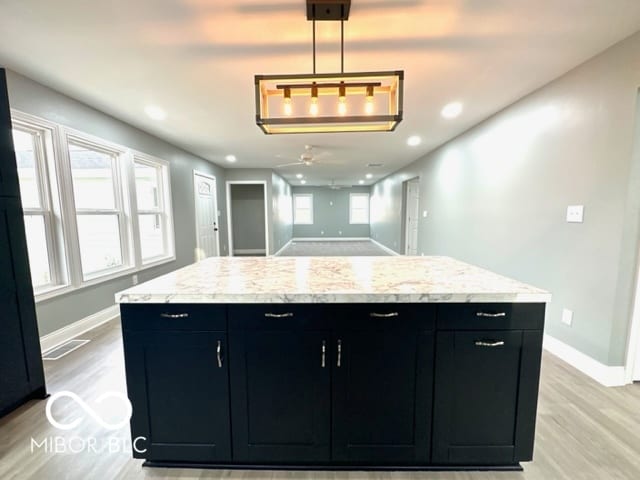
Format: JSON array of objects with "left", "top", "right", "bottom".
[{"left": 277, "top": 240, "right": 391, "bottom": 256}]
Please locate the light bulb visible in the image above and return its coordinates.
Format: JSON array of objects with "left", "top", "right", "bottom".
[
  {"left": 283, "top": 87, "right": 292, "bottom": 116},
  {"left": 338, "top": 97, "right": 347, "bottom": 115},
  {"left": 310, "top": 97, "right": 319, "bottom": 116},
  {"left": 365, "top": 85, "right": 374, "bottom": 115}
]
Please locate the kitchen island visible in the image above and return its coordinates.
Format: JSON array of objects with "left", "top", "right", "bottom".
[{"left": 116, "top": 256, "right": 550, "bottom": 471}]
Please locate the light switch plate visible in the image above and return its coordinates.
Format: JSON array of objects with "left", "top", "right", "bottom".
[
  {"left": 422, "top": 210, "right": 428, "bottom": 218},
  {"left": 561, "top": 308, "right": 573, "bottom": 326},
  {"left": 566, "top": 205, "right": 584, "bottom": 223}
]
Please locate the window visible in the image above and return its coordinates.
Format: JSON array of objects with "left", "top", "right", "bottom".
[
  {"left": 349, "top": 193, "right": 370, "bottom": 224},
  {"left": 68, "top": 138, "right": 128, "bottom": 279},
  {"left": 293, "top": 194, "right": 313, "bottom": 224},
  {"left": 133, "top": 155, "right": 172, "bottom": 263},
  {"left": 12, "top": 123, "right": 65, "bottom": 291}
]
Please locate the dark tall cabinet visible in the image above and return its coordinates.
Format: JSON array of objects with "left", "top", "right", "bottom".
[{"left": 0, "top": 68, "right": 47, "bottom": 417}]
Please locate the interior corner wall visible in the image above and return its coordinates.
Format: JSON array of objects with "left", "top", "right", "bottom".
[
  {"left": 6, "top": 69, "right": 229, "bottom": 336},
  {"left": 292, "top": 186, "right": 371, "bottom": 238},
  {"left": 271, "top": 172, "right": 293, "bottom": 253},
  {"left": 370, "top": 31, "right": 640, "bottom": 367}
]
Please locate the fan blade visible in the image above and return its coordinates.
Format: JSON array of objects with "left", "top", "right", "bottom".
[{"left": 275, "top": 162, "right": 303, "bottom": 168}]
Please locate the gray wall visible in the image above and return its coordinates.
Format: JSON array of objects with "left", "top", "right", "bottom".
[
  {"left": 292, "top": 186, "right": 371, "bottom": 238},
  {"left": 271, "top": 172, "right": 293, "bottom": 253},
  {"left": 370, "top": 32, "right": 640, "bottom": 367},
  {"left": 230, "top": 184, "right": 266, "bottom": 252},
  {"left": 6, "top": 70, "right": 229, "bottom": 336}
]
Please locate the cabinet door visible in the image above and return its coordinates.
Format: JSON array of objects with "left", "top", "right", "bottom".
[
  {"left": 0, "top": 69, "right": 19, "bottom": 198},
  {"left": 0, "top": 197, "right": 45, "bottom": 414},
  {"left": 432, "top": 330, "right": 542, "bottom": 465},
  {"left": 229, "top": 328, "right": 331, "bottom": 463},
  {"left": 332, "top": 306, "right": 434, "bottom": 464},
  {"left": 124, "top": 331, "right": 231, "bottom": 463}
]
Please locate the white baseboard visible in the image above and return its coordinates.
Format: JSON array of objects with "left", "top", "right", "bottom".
[
  {"left": 543, "top": 334, "right": 627, "bottom": 387},
  {"left": 40, "top": 304, "right": 120, "bottom": 354},
  {"left": 233, "top": 249, "right": 266, "bottom": 254},
  {"left": 273, "top": 239, "right": 292, "bottom": 256},
  {"left": 369, "top": 238, "right": 400, "bottom": 256},
  {"left": 291, "top": 237, "right": 371, "bottom": 242}
]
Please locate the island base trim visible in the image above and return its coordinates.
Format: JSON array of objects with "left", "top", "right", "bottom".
[{"left": 142, "top": 461, "right": 524, "bottom": 472}]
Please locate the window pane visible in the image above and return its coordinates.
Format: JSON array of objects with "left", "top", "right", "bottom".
[
  {"left": 76, "top": 214, "right": 123, "bottom": 276},
  {"left": 351, "top": 195, "right": 368, "bottom": 209},
  {"left": 296, "top": 209, "right": 312, "bottom": 224},
  {"left": 351, "top": 209, "right": 368, "bottom": 224},
  {"left": 69, "top": 143, "right": 116, "bottom": 209},
  {"left": 139, "top": 214, "right": 165, "bottom": 260},
  {"left": 135, "top": 162, "right": 160, "bottom": 210},
  {"left": 295, "top": 196, "right": 311, "bottom": 209},
  {"left": 23, "top": 215, "right": 51, "bottom": 288},
  {"left": 12, "top": 129, "right": 41, "bottom": 209}
]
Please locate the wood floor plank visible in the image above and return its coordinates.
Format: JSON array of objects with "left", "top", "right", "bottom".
[{"left": 0, "top": 319, "right": 639, "bottom": 479}]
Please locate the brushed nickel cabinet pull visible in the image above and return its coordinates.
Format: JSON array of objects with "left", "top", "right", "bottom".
[
  {"left": 321, "top": 340, "right": 326, "bottom": 368},
  {"left": 476, "top": 312, "right": 506, "bottom": 318},
  {"left": 160, "top": 312, "right": 189, "bottom": 319},
  {"left": 337, "top": 339, "right": 342, "bottom": 367},
  {"left": 370, "top": 312, "right": 399, "bottom": 318},
  {"left": 474, "top": 340, "right": 505, "bottom": 347},
  {"left": 264, "top": 312, "right": 294, "bottom": 318},
  {"left": 216, "top": 340, "right": 223, "bottom": 368}
]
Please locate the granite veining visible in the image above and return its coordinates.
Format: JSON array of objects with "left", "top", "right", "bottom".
[{"left": 115, "top": 256, "right": 550, "bottom": 304}]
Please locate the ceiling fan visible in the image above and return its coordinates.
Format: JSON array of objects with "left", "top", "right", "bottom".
[{"left": 276, "top": 145, "right": 332, "bottom": 168}]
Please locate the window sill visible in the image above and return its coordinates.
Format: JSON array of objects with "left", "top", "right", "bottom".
[{"left": 34, "top": 254, "right": 176, "bottom": 304}]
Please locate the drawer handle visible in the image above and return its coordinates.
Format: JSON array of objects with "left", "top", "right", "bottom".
[
  {"left": 370, "top": 312, "right": 399, "bottom": 318},
  {"left": 264, "top": 312, "right": 294, "bottom": 318},
  {"left": 321, "top": 340, "right": 326, "bottom": 368},
  {"left": 474, "top": 340, "right": 505, "bottom": 347},
  {"left": 476, "top": 312, "right": 506, "bottom": 318},
  {"left": 216, "top": 340, "right": 223, "bottom": 368},
  {"left": 337, "top": 339, "right": 342, "bottom": 367},
  {"left": 160, "top": 312, "right": 189, "bottom": 319}
]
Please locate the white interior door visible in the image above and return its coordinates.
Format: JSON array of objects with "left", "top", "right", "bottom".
[
  {"left": 194, "top": 172, "right": 219, "bottom": 260},
  {"left": 405, "top": 179, "right": 420, "bottom": 255}
]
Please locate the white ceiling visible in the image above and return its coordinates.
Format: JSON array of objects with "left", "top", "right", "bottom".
[{"left": 1, "top": 0, "right": 640, "bottom": 187}]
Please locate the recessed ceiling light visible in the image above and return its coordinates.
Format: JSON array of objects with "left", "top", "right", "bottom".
[
  {"left": 225, "top": 154, "right": 237, "bottom": 163},
  {"left": 365, "top": 173, "right": 373, "bottom": 179},
  {"left": 296, "top": 173, "right": 303, "bottom": 179},
  {"left": 301, "top": 179, "right": 307, "bottom": 185},
  {"left": 407, "top": 135, "right": 421, "bottom": 147},
  {"left": 358, "top": 180, "right": 365, "bottom": 185},
  {"left": 144, "top": 105, "right": 167, "bottom": 121},
  {"left": 441, "top": 101, "right": 463, "bottom": 119}
]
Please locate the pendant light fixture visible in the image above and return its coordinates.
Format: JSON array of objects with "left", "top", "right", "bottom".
[{"left": 255, "top": 0, "right": 404, "bottom": 134}]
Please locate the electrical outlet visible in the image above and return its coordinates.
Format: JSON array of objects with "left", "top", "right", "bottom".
[
  {"left": 339, "top": 230, "right": 342, "bottom": 235},
  {"left": 132, "top": 274, "right": 139, "bottom": 286},
  {"left": 566, "top": 205, "right": 584, "bottom": 223},
  {"left": 422, "top": 210, "right": 428, "bottom": 218},
  {"left": 561, "top": 308, "right": 573, "bottom": 326},
  {"left": 321, "top": 230, "right": 324, "bottom": 235}
]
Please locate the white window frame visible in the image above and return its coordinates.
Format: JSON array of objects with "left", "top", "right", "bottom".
[
  {"left": 11, "top": 116, "right": 68, "bottom": 296},
  {"left": 130, "top": 152, "right": 175, "bottom": 267},
  {"left": 11, "top": 110, "right": 178, "bottom": 301},
  {"left": 65, "top": 132, "right": 134, "bottom": 282},
  {"left": 349, "top": 192, "right": 370, "bottom": 225},
  {"left": 293, "top": 193, "right": 314, "bottom": 225}
]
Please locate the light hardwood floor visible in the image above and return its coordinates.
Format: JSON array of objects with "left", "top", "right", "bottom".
[{"left": 1, "top": 319, "right": 639, "bottom": 480}]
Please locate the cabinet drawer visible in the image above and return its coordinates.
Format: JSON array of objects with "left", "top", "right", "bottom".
[
  {"left": 229, "top": 304, "right": 325, "bottom": 330},
  {"left": 331, "top": 303, "right": 435, "bottom": 331},
  {"left": 120, "top": 304, "right": 227, "bottom": 331},
  {"left": 437, "top": 303, "right": 545, "bottom": 330}
]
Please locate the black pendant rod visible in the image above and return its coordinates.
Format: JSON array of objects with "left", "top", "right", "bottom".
[
  {"left": 341, "top": 20, "right": 344, "bottom": 73},
  {"left": 312, "top": 19, "right": 316, "bottom": 74}
]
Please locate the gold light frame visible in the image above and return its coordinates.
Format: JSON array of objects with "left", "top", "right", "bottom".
[{"left": 255, "top": 71, "right": 404, "bottom": 134}]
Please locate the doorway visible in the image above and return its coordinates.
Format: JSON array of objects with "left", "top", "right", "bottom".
[
  {"left": 193, "top": 171, "right": 220, "bottom": 260},
  {"left": 226, "top": 181, "right": 268, "bottom": 256},
  {"left": 404, "top": 178, "right": 420, "bottom": 255}
]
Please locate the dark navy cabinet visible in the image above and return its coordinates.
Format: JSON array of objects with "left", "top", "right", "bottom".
[
  {"left": 123, "top": 330, "right": 231, "bottom": 463},
  {"left": 0, "top": 68, "right": 46, "bottom": 418},
  {"left": 332, "top": 305, "right": 434, "bottom": 464},
  {"left": 120, "top": 302, "right": 545, "bottom": 470}
]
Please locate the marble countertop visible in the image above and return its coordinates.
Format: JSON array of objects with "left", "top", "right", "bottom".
[{"left": 115, "top": 256, "right": 551, "bottom": 304}]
